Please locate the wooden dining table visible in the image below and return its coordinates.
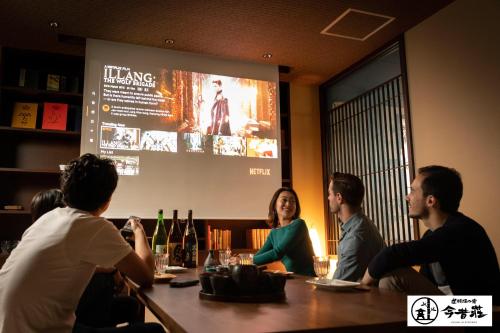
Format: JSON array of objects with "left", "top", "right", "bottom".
[{"left": 129, "top": 268, "right": 410, "bottom": 333}]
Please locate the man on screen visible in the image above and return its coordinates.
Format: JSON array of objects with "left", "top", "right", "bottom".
[
  {"left": 209, "top": 79, "right": 231, "bottom": 136},
  {"left": 0, "top": 154, "right": 164, "bottom": 332}
]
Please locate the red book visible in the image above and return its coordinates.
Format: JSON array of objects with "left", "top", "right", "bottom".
[{"left": 42, "top": 103, "right": 68, "bottom": 130}]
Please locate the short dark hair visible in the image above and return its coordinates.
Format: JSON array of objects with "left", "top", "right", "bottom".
[
  {"left": 60, "top": 154, "right": 118, "bottom": 212},
  {"left": 267, "top": 187, "right": 301, "bottom": 228},
  {"left": 31, "top": 189, "right": 65, "bottom": 222},
  {"left": 331, "top": 172, "right": 365, "bottom": 208},
  {"left": 418, "top": 165, "right": 463, "bottom": 214},
  {"left": 212, "top": 80, "right": 222, "bottom": 86}
]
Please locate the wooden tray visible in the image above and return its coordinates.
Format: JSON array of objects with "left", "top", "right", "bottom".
[
  {"left": 154, "top": 273, "right": 176, "bottom": 283},
  {"left": 199, "top": 290, "right": 286, "bottom": 303}
]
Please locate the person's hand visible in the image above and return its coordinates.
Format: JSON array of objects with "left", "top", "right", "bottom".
[
  {"left": 129, "top": 218, "right": 145, "bottom": 235},
  {"left": 361, "top": 268, "right": 376, "bottom": 286}
]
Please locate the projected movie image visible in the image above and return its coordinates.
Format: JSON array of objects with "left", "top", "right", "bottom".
[
  {"left": 100, "top": 125, "right": 140, "bottom": 150},
  {"left": 213, "top": 135, "right": 247, "bottom": 157},
  {"left": 82, "top": 39, "right": 282, "bottom": 219},
  {"left": 140, "top": 130, "right": 177, "bottom": 152},
  {"left": 183, "top": 133, "right": 206, "bottom": 153},
  {"left": 247, "top": 138, "right": 278, "bottom": 158},
  {"left": 102, "top": 155, "right": 140, "bottom": 176}
]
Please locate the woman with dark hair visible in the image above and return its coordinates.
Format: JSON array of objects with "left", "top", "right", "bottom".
[
  {"left": 31, "top": 189, "right": 65, "bottom": 222},
  {"left": 253, "top": 188, "right": 315, "bottom": 276}
]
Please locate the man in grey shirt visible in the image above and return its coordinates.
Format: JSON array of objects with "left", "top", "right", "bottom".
[{"left": 328, "top": 172, "right": 385, "bottom": 281}]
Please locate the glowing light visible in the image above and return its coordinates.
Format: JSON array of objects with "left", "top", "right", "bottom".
[{"left": 308, "top": 227, "right": 322, "bottom": 256}]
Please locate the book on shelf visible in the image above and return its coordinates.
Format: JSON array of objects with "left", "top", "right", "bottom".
[
  {"left": 18, "top": 68, "right": 40, "bottom": 89},
  {"left": 11, "top": 102, "right": 38, "bottom": 128},
  {"left": 208, "top": 227, "right": 231, "bottom": 250},
  {"left": 42, "top": 103, "right": 68, "bottom": 130},
  {"left": 3, "top": 205, "right": 24, "bottom": 210},
  {"left": 46, "top": 74, "right": 60, "bottom": 91},
  {"left": 246, "top": 228, "right": 271, "bottom": 250}
]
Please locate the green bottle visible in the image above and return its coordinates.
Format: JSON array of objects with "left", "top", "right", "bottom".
[{"left": 152, "top": 209, "right": 167, "bottom": 255}]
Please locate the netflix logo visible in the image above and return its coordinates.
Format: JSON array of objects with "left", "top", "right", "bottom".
[{"left": 249, "top": 168, "right": 271, "bottom": 176}]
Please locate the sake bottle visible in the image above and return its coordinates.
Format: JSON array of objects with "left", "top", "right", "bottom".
[
  {"left": 182, "top": 209, "right": 198, "bottom": 268},
  {"left": 151, "top": 209, "right": 167, "bottom": 255}
]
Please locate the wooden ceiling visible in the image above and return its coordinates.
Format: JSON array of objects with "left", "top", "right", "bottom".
[{"left": 0, "top": 0, "right": 454, "bottom": 84}]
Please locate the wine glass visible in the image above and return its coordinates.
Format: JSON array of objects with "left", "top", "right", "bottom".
[
  {"left": 219, "top": 249, "right": 231, "bottom": 267},
  {"left": 313, "top": 256, "right": 330, "bottom": 280},
  {"left": 154, "top": 253, "right": 169, "bottom": 273}
]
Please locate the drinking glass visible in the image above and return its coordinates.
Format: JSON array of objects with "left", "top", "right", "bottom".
[
  {"left": 154, "top": 253, "right": 169, "bottom": 273},
  {"left": 313, "top": 256, "right": 330, "bottom": 280},
  {"left": 239, "top": 253, "right": 254, "bottom": 265},
  {"left": 219, "top": 249, "right": 231, "bottom": 266}
]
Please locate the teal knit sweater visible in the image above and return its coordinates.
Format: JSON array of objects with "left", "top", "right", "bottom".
[{"left": 253, "top": 219, "right": 315, "bottom": 276}]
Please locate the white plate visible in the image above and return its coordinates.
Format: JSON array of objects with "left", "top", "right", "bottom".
[
  {"left": 163, "top": 266, "right": 188, "bottom": 273},
  {"left": 306, "top": 278, "right": 361, "bottom": 291}
]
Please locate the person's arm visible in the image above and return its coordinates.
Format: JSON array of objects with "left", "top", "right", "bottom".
[
  {"left": 361, "top": 268, "right": 376, "bottom": 285},
  {"left": 253, "top": 232, "right": 274, "bottom": 265},
  {"left": 333, "top": 235, "right": 366, "bottom": 281},
  {"left": 366, "top": 228, "right": 447, "bottom": 281},
  {"left": 115, "top": 219, "right": 154, "bottom": 287},
  {"left": 253, "top": 219, "right": 307, "bottom": 265}
]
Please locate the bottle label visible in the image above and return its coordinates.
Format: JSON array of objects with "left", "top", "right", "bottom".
[
  {"left": 184, "top": 243, "right": 198, "bottom": 268},
  {"left": 155, "top": 245, "right": 167, "bottom": 255},
  {"left": 168, "top": 243, "right": 183, "bottom": 266}
]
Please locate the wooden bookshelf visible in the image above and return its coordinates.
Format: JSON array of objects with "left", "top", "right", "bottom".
[{"left": 0, "top": 48, "right": 293, "bottom": 255}]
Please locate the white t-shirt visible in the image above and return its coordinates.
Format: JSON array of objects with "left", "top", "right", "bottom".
[{"left": 0, "top": 207, "right": 133, "bottom": 333}]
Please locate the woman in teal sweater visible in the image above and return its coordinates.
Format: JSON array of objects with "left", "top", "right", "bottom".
[{"left": 253, "top": 188, "right": 315, "bottom": 276}]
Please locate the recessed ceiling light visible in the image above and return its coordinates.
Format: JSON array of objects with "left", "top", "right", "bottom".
[
  {"left": 262, "top": 52, "right": 272, "bottom": 59},
  {"left": 164, "top": 39, "right": 175, "bottom": 45},
  {"left": 49, "top": 21, "right": 59, "bottom": 29}
]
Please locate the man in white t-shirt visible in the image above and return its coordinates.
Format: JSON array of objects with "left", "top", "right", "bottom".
[{"left": 0, "top": 154, "right": 163, "bottom": 333}]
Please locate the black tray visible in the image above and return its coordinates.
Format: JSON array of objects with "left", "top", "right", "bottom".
[{"left": 199, "top": 290, "right": 286, "bottom": 303}]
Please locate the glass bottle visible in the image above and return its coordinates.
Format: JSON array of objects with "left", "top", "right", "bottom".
[
  {"left": 151, "top": 209, "right": 167, "bottom": 255},
  {"left": 183, "top": 209, "right": 198, "bottom": 268},
  {"left": 203, "top": 249, "right": 220, "bottom": 272},
  {"left": 167, "top": 209, "right": 183, "bottom": 266}
]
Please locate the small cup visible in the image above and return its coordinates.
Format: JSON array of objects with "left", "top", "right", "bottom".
[
  {"left": 210, "top": 274, "right": 235, "bottom": 295},
  {"left": 268, "top": 272, "right": 286, "bottom": 293},
  {"left": 219, "top": 249, "right": 232, "bottom": 266},
  {"left": 199, "top": 272, "right": 214, "bottom": 294},
  {"left": 238, "top": 253, "right": 254, "bottom": 265},
  {"left": 313, "top": 256, "right": 330, "bottom": 280},
  {"left": 154, "top": 253, "right": 169, "bottom": 273}
]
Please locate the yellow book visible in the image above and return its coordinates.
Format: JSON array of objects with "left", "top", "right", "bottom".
[{"left": 11, "top": 102, "right": 38, "bottom": 128}]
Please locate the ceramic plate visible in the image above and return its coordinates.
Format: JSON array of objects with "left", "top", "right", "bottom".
[
  {"left": 154, "top": 273, "right": 176, "bottom": 283},
  {"left": 306, "top": 278, "right": 362, "bottom": 291},
  {"left": 163, "top": 266, "right": 188, "bottom": 273}
]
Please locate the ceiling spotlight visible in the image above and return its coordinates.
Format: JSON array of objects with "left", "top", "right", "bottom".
[
  {"left": 164, "top": 39, "right": 175, "bottom": 45},
  {"left": 262, "top": 52, "right": 272, "bottom": 59},
  {"left": 49, "top": 21, "right": 59, "bottom": 29}
]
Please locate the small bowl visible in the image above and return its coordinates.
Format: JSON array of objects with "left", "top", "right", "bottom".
[
  {"left": 199, "top": 272, "right": 214, "bottom": 294},
  {"left": 269, "top": 273, "right": 286, "bottom": 293},
  {"left": 210, "top": 274, "right": 236, "bottom": 295},
  {"left": 230, "top": 264, "right": 259, "bottom": 294}
]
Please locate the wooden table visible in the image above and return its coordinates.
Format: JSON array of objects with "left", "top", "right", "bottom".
[{"left": 131, "top": 269, "right": 409, "bottom": 333}]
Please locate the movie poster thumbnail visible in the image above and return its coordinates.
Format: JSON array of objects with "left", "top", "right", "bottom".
[
  {"left": 140, "top": 130, "right": 177, "bottom": 152},
  {"left": 100, "top": 126, "right": 141, "bottom": 151},
  {"left": 103, "top": 155, "right": 140, "bottom": 176},
  {"left": 212, "top": 135, "right": 246, "bottom": 157},
  {"left": 183, "top": 133, "right": 206, "bottom": 153},
  {"left": 246, "top": 138, "right": 278, "bottom": 158}
]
